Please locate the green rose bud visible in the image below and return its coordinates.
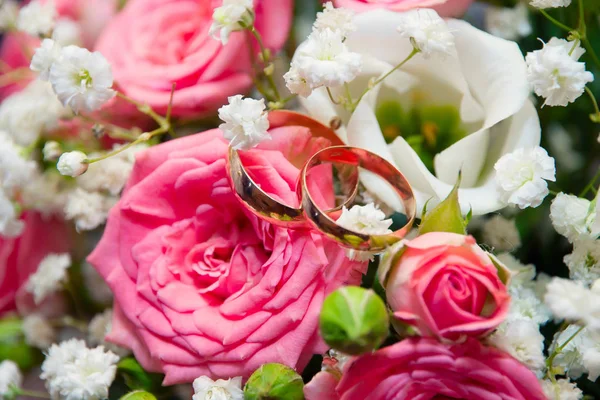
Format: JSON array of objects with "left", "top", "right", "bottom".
[
  {"left": 244, "top": 363, "right": 304, "bottom": 400},
  {"left": 319, "top": 286, "right": 389, "bottom": 355}
]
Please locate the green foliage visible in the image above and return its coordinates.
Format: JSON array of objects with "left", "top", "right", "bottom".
[
  {"left": 244, "top": 363, "right": 305, "bottom": 400},
  {"left": 117, "top": 358, "right": 164, "bottom": 393},
  {"left": 0, "top": 317, "right": 40, "bottom": 370},
  {"left": 119, "top": 391, "right": 157, "bottom": 400}
]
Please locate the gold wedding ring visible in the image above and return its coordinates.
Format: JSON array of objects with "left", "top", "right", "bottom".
[{"left": 300, "top": 146, "right": 416, "bottom": 252}]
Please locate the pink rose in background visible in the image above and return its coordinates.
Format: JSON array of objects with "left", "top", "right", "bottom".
[
  {"left": 382, "top": 232, "right": 510, "bottom": 341},
  {"left": 305, "top": 338, "right": 546, "bottom": 400},
  {"left": 332, "top": 0, "right": 474, "bottom": 18},
  {"left": 95, "top": 0, "right": 294, "bottom": 118},
  {"left": 0, "top": 213, "right": 70, "bottom": 315},
  {"left": 88, "top": 127, "right": 367, "bottom": 384}
]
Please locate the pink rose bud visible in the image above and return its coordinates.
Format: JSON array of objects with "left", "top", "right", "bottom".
[{"left": 380, "top": 232, "right": 510, "bottom": 341}]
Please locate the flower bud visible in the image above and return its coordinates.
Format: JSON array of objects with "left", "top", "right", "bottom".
[
  {"left": 244, "top": 363, "right": 304, "bottom": 400},
  {"left": 57, "top": 151, "right": 88, "bottom": 177},
  {"left": 319, "top": 286, "right": 389, "bottom": 355}
]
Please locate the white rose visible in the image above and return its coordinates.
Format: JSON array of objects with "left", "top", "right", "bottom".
[{"left": 298, "top": 9, "right": 540, "bottom": 215}]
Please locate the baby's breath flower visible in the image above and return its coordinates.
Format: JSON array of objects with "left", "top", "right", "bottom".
[
  {"left": 550, "top": 193, "right": 595, "bottom": 242},
  {"left": 218, "top": 95, "right": 270, "bottom": 150},
  {"left": 16, "top": 0, "right": 55, "bottom": 36},
  {"left": 209, "top": 0, "right": 254, "bottom": 45},
  {"left": 192, "top": 376, "right": 244, "bottom": 400},
  {"left": 314, "top": 2, "right": 355, "bottom": 38},
  {"left": 64, "top": 188, "right": 117, "bottom": 231},
  {"left": 0, "top": 360, "right": 22, "bottom": 398},
  {"left": 26, "top": 253, "right": 71, "bottom": 304},
  {"left": 30, "top": 38, "right": 62, "bottom": 80},
  {"left": 23, "top": 314, "right": 55, "bottom": 349},
  {"left": 57, "top": 151, "right": 88, "bottom": 177},
  {"left": 485, "top": 3, "right": 532, "bottom": 41},
  {"left": 396, "top": 8, "right": 454, "bottom": 58},
  {"left": 336, "top": 203, "right": 393, "bottom": 235},
  {"left": 530, "top": 0, "right": 571, "bottom": 9}
]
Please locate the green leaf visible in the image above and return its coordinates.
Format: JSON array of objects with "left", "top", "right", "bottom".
[
  {"left": 419, "top": 173, "right": 467, "bottom": 235},
  {"left": 0, "top": 317, "right": 40, "bottom": 370},
  {"left": 119, "top": 391, "right": 157, "bottom": 400},
  {"left": 117, "top": 358, "right": 163, "bottom": 392}
]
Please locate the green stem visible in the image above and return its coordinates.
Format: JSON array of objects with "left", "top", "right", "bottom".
[
  {"left": 116, "top": 92, "right": 167, "bottom": 128},
  {"left": 326, "top": 87, "right": 340, "bottom": 105},
  {"left": 577, "top": 0, "right": 585, "bottom": 34},
  {"left": 580, "top": 167, "right": 600, "bottom": 197},
  {"left": 86, "top": 127, "right": 165, "bottom": 164},
  {"left": 582, "top": 38, "right": 600, "bottom": 71},
  {"left": 352, "top": 48, "right": 419, "bottom": 112},
  {"left": 250, "top": 26, "right": 281, "bottom": 102},
  {"left": 539, "top": 9, "right": 574, "bottom": 32},
  {"left": 545, "top": 325, "right": 585, "bottom": 380},
  {"left": 584, "top": 86, "right": 600, "bottom": 123}
]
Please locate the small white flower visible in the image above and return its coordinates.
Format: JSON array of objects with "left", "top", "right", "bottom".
[
  {"left": 526, "top": 38, "right": 594, "bottom": 107},
  {"left": 23, "top": 314, "right": 55, "bottom": 349},
  {"left": 0, "top": 360, "right": 22, "bottom": 398},
  {"left": 88, "top": 309, "right": 129, "bottom": 358},
  {"left": 26, "top": 253, "right": 71, "bottom": 304},
  {"left": 21, "top": 171, "right": 69, "bottom": 216},
  {"left": 30, "top": 38, "right": 62, "bottom": 81},
  {"left": 314, "top": 2, "right": 355, "bottom": 38},
  {"left": 209, "top": 0, "right": 254, "bottom": 45},
  {"left": 336, "top": 203, "right": 393, "bottom": 235},
  {"left": 0, "top": 0, "right": 19, "bottom": 31},
  {"left": 494, "top": 146, "right": 556, "bottom": 209},
  {"left": 550, "top": 325, "right": 591, "bottom": 380},
  {"left": 487, "top": 318, "right": 545, "bottom": 372},
  {"left": 0, "top": 189, "right": 24, "bottom": 238},
  {"left": 57, "top": 151, "right": 88, "bottom": 177},
  {"left": 290, "top": 28, "right": 362, "bottom": 93},
  {"left": 0, "top": 131, "right": 36, "bottom": 193},
  {"left": 52, "top": 18, "right": 82, "bottom": 46},
  {"left": 551, "top": 193, "right": 595, "bottom": 242},
  {"left": 0, "top": 80, "right": 69, "bottom": 147},
  {"left": 544, "top": 278, "right": 600, "bottom": 331},
  {"left": 64, "top": 188, "right": 117, "bottom": 231},
  {"left": 485, "top": 3, "right": 532, "bottom": 41},
  {"left": 49, "top": 46, "right": 115, "bottom": 113},
  {"left": 192, "top": 376, "right": 244, "bottom": 400},
  {"left": 283, "top": 66, "right": 313, "bottom": 97},
  {"left": 41, "top": 339, "right": 119, "bottom": 400},
  {"left": 481, "top": 215, "right": 521, "bottom": 251},
  {"left": 43, "top": 141, "right": 62, "bottom": 161},
  {"left": 218, "top": 95, "right": 270, "bottom": 150},
  {"left": 530, "top": 0, "right": 572, "bottom": 9},
  {"left": 565, "top": 238, "right": 600, "bottom": 286},
  {"left": 396, "top": 8, "right": 454, "bottom": 58},
  {"left": 541, "top": 378, "right": 582, "bottom": 400},
  {"left": 16, "top": 0, "right": 56, "bottom": 36}
]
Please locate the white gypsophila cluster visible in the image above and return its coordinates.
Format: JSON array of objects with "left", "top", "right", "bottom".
[
  {"left": 530, "top": 0, "right": 572, "bottom": 9},
  {"left": 31, "top": 38, "right": 62, "bottom": 80},
  {"left": 209, "top": 0, "right": 254, "bottom": 46},
  {"left": 16, "top": 0, "right": 55, "bottom": 36},
  {"left": 64, "top": 188, "right": 117, "bottom": 231},
  {"left": 0, "top": 80, "right": 68, "bottom": 147},
  {"left": 396, "top": 8, "right": 455, "bottom": 58},
  {"left": 314, "top": 2, "right": 355, "bottom": 38},
  {"left": 77, "top": 144, "right": 145, "bottom": 195},
  {"left": 47, "top": 45, "right": 116, "bottom": 113},
  {"left": 285, "top": 28, "right": 362, "bottom": 98},
  {"left": 487, "top": 318, "right": 545, "bottom": 373},
  {"left": 565, "top": 238, "right": 600, "bottom": 286},
  {"left": 550, "top": 193, "right": 595, "bottom": 242},
  {"left": 337, "top": 203, "right": 393, "bottom": 235},
  {"left": 23, "top": 314, "right": 56, "bottom": 350},
  {"left": 21, "top": 172, "right": 69, "bottom": 217},
  {"left": 526, "top": 38, "right": 594, "bottom": 107},
  {"left": 52, "top": 18, "right": 82, "bottom": 46},
  {"left": 192, "top": 376, "right": 244, "bottom": 400},
  {"left": 0, "top": 360, "right": 22, "bottom": 398},
  {"left": 0, "top": 131, "right": 37, "bottom": 193},
  {"left": 496, "top": 252, "right": 536, "bottom": 284},
  {"left": 0, "top": 0, "right": 18, "bottom": 31},
  {"left": 494, "top": 146, "right": 556, "bottom": 209},
  {"left": 0, "top": 189, "right": 23, "bottom": 238},
  {"left": 542, "top": 378, "right": 583, "bottom": 400},
  {"left": 548, "top": 125, "right": 584, "bottom": 173},
  {"left": 218, "top": 95, "right": 270, "bottom": 150},
  {"left": 481, "top": 214, "right": 521, "bottom": 252},
  {"left": 82, "top": 262, "right": 113, "bottom": 304},
  {"left": 544, "top": 278, "right": 600, "bottom": 332},
  {"left": 88, "top": 309, "right": 130, "bottom": 358},
  {"left": 57, "top": 151, "right": 89, "bottom": 177},
  {"left": 485, "top": 3, "right": 532, "bottom": 41},
  {"left": 26, "top": 253, "right": 71, "bottom": 304},
  {"left": 549, "top": 325, "right": 600, "bottom": 381},
  {"left": 41, "top": 339, "right": 119, "bottom": 400}
]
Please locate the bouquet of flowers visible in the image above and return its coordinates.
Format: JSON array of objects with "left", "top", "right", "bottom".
[{"left": 0, "top": 0, "right": 599, "bottom": 399}]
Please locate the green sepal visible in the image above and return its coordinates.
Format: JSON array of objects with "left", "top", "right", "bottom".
[
  {"left": 419, "top": 173, "right": 467, "bottom": 235},
  {"left": 117, "top": 358, "right": 164, "bottom": 392},
  {"left": 119, "top": 391, "right": 157, "bottom": 400},
  {"left": 244, "top": 363, "right": 305, "bottom": 400}
]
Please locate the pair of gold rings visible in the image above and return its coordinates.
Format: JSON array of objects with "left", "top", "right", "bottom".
[{"left": 226, "top": 111, "right": 416, "bottom": 253}]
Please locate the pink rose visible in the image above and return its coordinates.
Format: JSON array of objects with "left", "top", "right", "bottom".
[
  {"left": 305, "top": 338, "right": 546, "bottom": 400},
  {"left": 94, "top": 0, "right": 293, "bottom": 118},
  {"left": 332, "top": 0, "right": 474, "bottom": 18},
  {"left": 0, "top": 213, "right": 70, "bottom": 315},
  {"left": 382, "top": 232, "right": 510, "bottom": 341},
  {"left": 87, "top": 126, "right": 367, "bottom": 384}
]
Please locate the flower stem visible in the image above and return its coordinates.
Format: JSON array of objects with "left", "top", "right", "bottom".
[
  {"left": 86, "top": 127, "right": 162, "bottom": 164},
  {"left": 250, "top": 26, "right": 281, "bottom": 102},
  {"left": 545, "top": 325, "right": 585, "bottom": 381},
  {"left": 326, "top": 87, "right": 340, "bottom": 105},
  {"left": 580, "top": 167, "right": 600, "bottom": 197},
  {"left": 539, "top": 9, "right": 574, "bottom": 32},
  {"left": 582, "top": 38, "right": 600, "bottom": 70},
  {"left": 584, "top": 86, "right": 600, "bottom": 123},
  {"left": 116, "top": 92, "right": 168, "bottom": 128}
]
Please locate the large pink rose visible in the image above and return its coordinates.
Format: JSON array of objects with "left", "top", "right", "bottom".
[
  {"left": 95, "top": 0, "right": 293, "bottom": 118},
  {"left": 87, "top": 126, "right": 367, "bottom": 384},
  {"left": 381, "top": 232, "right": 510, "bottom": 341},
  {"left": 332, "top": 0, "right": 474, "bottom": 18},
  {"left": 305, "top": 338, "right": 546, "bottom": 400},
  {"left": 0, "top": 213, "right": 70, "bottom": 315}
]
